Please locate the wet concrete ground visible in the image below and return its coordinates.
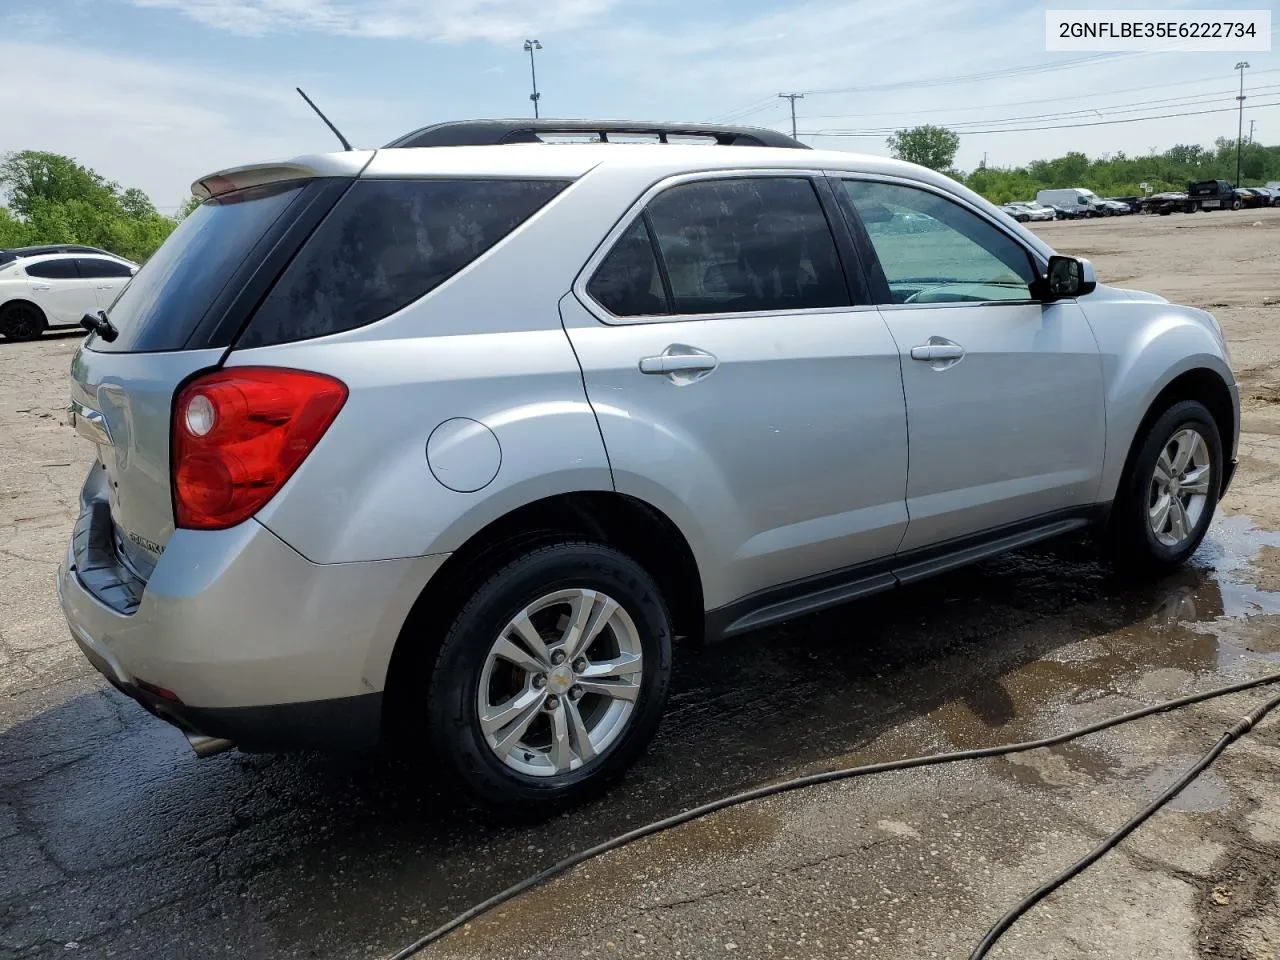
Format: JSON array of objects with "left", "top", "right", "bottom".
[{"left": 4, "top": 212, "right": 1280, "bottom": 959}]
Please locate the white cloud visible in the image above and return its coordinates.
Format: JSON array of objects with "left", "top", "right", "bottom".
[
  {"left": 125, "top": 0, "right": 618, "bottom": 42},
  {"left": 0, "top": 38, "right": 390, "bottom": 208}
]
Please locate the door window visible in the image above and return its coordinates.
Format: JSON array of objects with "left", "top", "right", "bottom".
[
  {"left": 842, "top": 180, "right": 1037, "bottom": 305},
  {"left": 24, "top": 258, "right": 79, "bottom": 280},
  {"left": 643, "top": 177, "right": 852, "bottom": 315},
  {"left": 75, "top": 257, "right": 134, "bottom": 278}
]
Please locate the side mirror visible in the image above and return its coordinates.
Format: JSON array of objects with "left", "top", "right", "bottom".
[{"left": 1033, "top": 255, "right": 1096, "bottom": 301}]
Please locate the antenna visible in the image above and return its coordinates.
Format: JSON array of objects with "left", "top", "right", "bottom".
[{"left": 296, "top": 87, "right": 353, "bottom": 151}]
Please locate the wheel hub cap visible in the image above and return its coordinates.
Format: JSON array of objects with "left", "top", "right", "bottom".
[{"left": 547, "top": 665, "right": 574, "bottom": 695}]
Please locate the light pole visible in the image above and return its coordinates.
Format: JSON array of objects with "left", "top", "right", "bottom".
[
  {"left": 524, "top": 39, "right": 542, "bottom": 119},
  {"left": 1235, "top": 61, "right": 1249, "bottom": 187}
]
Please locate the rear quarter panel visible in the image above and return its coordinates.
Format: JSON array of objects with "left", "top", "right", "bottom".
[
  {"left": 233, "top": 329, "right": 613, "bottom": 564},
  {"left": 1079, "top": 291, "right": 1237, "bottom": 503}
]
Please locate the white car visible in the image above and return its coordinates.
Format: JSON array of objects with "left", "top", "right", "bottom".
[
  {"left": 1014, "top": 201, "right": 1057, "bottom": 222},
  {"left": 0, "top": 252, "right": 137, "bottom": 341}
]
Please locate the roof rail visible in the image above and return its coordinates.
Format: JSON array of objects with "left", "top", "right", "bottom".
[{"left": 385, "top": 119, "right": 808, "bottom": 150}]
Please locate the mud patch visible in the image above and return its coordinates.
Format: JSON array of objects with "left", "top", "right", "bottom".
[
  {"left": 1194, "top": 835, "right": 1280, "bottom": 958},
  {"left": 440, "top": 804, "right": 782, "bottom": 950}
]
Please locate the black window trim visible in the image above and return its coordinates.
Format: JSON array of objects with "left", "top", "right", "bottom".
[
  {"left": 829, "top": 172, "right": 1051, "bottom": 311},
  {"left": 574, "top": 169, "right": 879, "bottom": 325}
]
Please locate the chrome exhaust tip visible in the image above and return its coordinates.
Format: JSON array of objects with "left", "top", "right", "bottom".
[{"left": 185, "top": 733, "right": 235, "bottom": 758}]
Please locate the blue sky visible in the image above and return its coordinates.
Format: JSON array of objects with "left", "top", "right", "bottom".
[{"left": 1, "top": 0, "right": 1276, "bottom": 208}]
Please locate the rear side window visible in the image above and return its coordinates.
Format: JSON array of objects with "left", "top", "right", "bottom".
[
  {"left": 93, "top": 181, "right": 306, "bottom": 353},
  {"left": 25, "top": 259, "right": 79, "bottom": 279},
  {"left": 76, "top": 257, "right": 133, "bottom": 278},
  {"left": 238, "top": 178, "right": 570, "bottom": 348},
  {"left": 587, "top": 219, "right": 668, "bottom": 317},
  {"left": 644, "top": 178, "right": 851, "bottom": 315}
]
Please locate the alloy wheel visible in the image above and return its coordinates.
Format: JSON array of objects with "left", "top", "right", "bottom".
[
  {"left": 477, "top": 588, "right": 643, "bottom": 777},
  {"left": 3, "top": 305, "right": 43, "bottom": 340},
  {"left": 1148, "top": 428, "right": 1213, "bottom": 548}
]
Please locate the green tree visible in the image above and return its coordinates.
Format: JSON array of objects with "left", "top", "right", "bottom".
[
  {"left": 176, "top": 195, "right": 202, "bottom": 220},
  {"left": 0, "top": 151, "right": 118, "bottom": 219},
  {"left": 0, "top": 206, "right": 34, "bottom": 248},
  {"left": 119, "top": 187, "right": 157, "bottom": 219},
  {"left": 0, "top": 150, "right": 178, "bottom": 262},
  {"left": 886, "top": 125, "right": 961, "bottom": 172}
]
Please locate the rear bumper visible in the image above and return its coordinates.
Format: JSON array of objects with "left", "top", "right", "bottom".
[
  {"left": 58, "top": 480, "right": 447, "bottom": 752},
  {"left": 61, "top": 603, "right": 384, "bottom": 751}
]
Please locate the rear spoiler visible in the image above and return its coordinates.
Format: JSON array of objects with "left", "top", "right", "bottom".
[{"left": 190, "top": 151, "right": 375, "bottom": 200}]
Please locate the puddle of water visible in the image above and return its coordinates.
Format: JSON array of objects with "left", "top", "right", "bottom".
[
  {"left": 913, "top": 513, "right": 1280, "bottom": 794},
  {"left": 1190, "top": 513, "right": 1280, "bottom": 620}
]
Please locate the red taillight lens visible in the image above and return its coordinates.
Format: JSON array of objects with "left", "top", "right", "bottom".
[{"left": 172, "top": 367, "right": 347, "bottom": 530}]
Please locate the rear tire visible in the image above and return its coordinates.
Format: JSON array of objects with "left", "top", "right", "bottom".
[
  {"left": 1104, "top": 400, "right": 1222, "bottom": 576},
  {"left": 424, "top": 541, "right": 673, "bottom": 815},
  {"left": 0, "top": 302, "right": 48, "bottom": 342}
]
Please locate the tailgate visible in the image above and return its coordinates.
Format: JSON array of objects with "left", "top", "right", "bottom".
[{"left": 70, "top": 346, "right": 224, "bottom": 577}]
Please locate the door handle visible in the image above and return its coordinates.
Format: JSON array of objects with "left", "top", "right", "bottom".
[
  {"left": 96, "top": 285, "right": 114, "bottom": 290},
  {"left": 910, "top": 343, "right": 964, "bottom": 362},
  {"left": 910, "top": 337, "right": 965, "bottom": 371},
  {"left": 32, "top": 284, "right": 51, "bottom": 291},
  {"left": 638, "top": 345, "right": 718, "bottom": 382}
]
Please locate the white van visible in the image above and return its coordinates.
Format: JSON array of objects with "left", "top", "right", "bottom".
[{"left": 1036, "top": 188, "right": 1104, "bottom": 217}]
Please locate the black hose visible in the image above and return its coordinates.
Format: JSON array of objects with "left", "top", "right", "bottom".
[
  {"left": 969, "top": 687, "right": 1280, "bottom": 959},
  {"left": 387, "top": 671, "right": 1280, "bottom": 960}
]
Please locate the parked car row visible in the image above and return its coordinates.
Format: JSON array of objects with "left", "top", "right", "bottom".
[
  {"left": 1005, "top": 182, "right": 1280, "bottom": 221},
  {"left": 1136, "top": 180, "right": 1280, "bottom": 216},
  {"left": 1000, "top": 200, "right": 1057, "bottom": 222},
  {"left": 1001, "top": 190, "right": 1133, "bottom": 222},
  {"left": 0, "top": 248, "right": 138, "bottom": 341}
]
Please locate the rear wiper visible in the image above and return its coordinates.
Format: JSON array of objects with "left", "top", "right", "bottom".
[{"left": 81, "top": 310, "right": 119, "bottom": 342}]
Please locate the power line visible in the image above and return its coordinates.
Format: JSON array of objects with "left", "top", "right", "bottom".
[
  {"left": 803, "top": 99, "right": 1280, "bottom": 138},
  {"left": 709, "top": 53, "right": 1140, "bottom": 123},
  {"left": 803, "top": 52, "right": 1141, "bottom": 96},
  {"left": 706, "top": 95, "right": 780, "bottom": 123},
  {"left": 809, "top": 85, "right": 1280, "bottom": 136},
  {"left": 798, "top": 69, "right": 1280, "bottom": 121}
]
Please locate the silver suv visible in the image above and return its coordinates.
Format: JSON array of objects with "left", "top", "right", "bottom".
[{"left": 58, "top": 120, "right": 1238, "bottom": 811}]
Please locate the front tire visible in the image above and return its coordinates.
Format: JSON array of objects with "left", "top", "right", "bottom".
[
  {"left": 0, "top": 302, "right": 48, "bottom": 341},
  {"left": 425, "top": 541, "right": 673, "bottom": 814},
  {"left": 1106, "top": 400, "right": 1223, "bottom": 575}
]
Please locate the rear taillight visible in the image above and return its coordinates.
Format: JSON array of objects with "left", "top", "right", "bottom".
[{"left": 172, "top": 367, "right": 347, "bottom": 530}]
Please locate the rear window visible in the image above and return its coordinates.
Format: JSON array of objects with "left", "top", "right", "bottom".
[
  {"left": 90, "top": 181, "right": 306, "bottom": 353},
  {"left": 237, "top": 178, "right": 570, "bottom": 348},
  {"left": 25, "top": 259, "right": 79, "bottom": 279}
]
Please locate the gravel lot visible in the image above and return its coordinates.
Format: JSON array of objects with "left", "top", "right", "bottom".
[{"left": 2, "top": 207, "right": 1280, "bottom": 960}]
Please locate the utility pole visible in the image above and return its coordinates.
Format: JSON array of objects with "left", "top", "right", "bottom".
[
  {"left": 1249, "top": 119, "right": 1256, "bottom": 144},
  {"left": 524, "top": 39, "right": 542, "bottom": 119},
  {"left": 778, "top": 93, "right": 804, "bottom": 139},
  {"left": 1235, "top": 61, "right": 1249, "bottom": 187}
]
